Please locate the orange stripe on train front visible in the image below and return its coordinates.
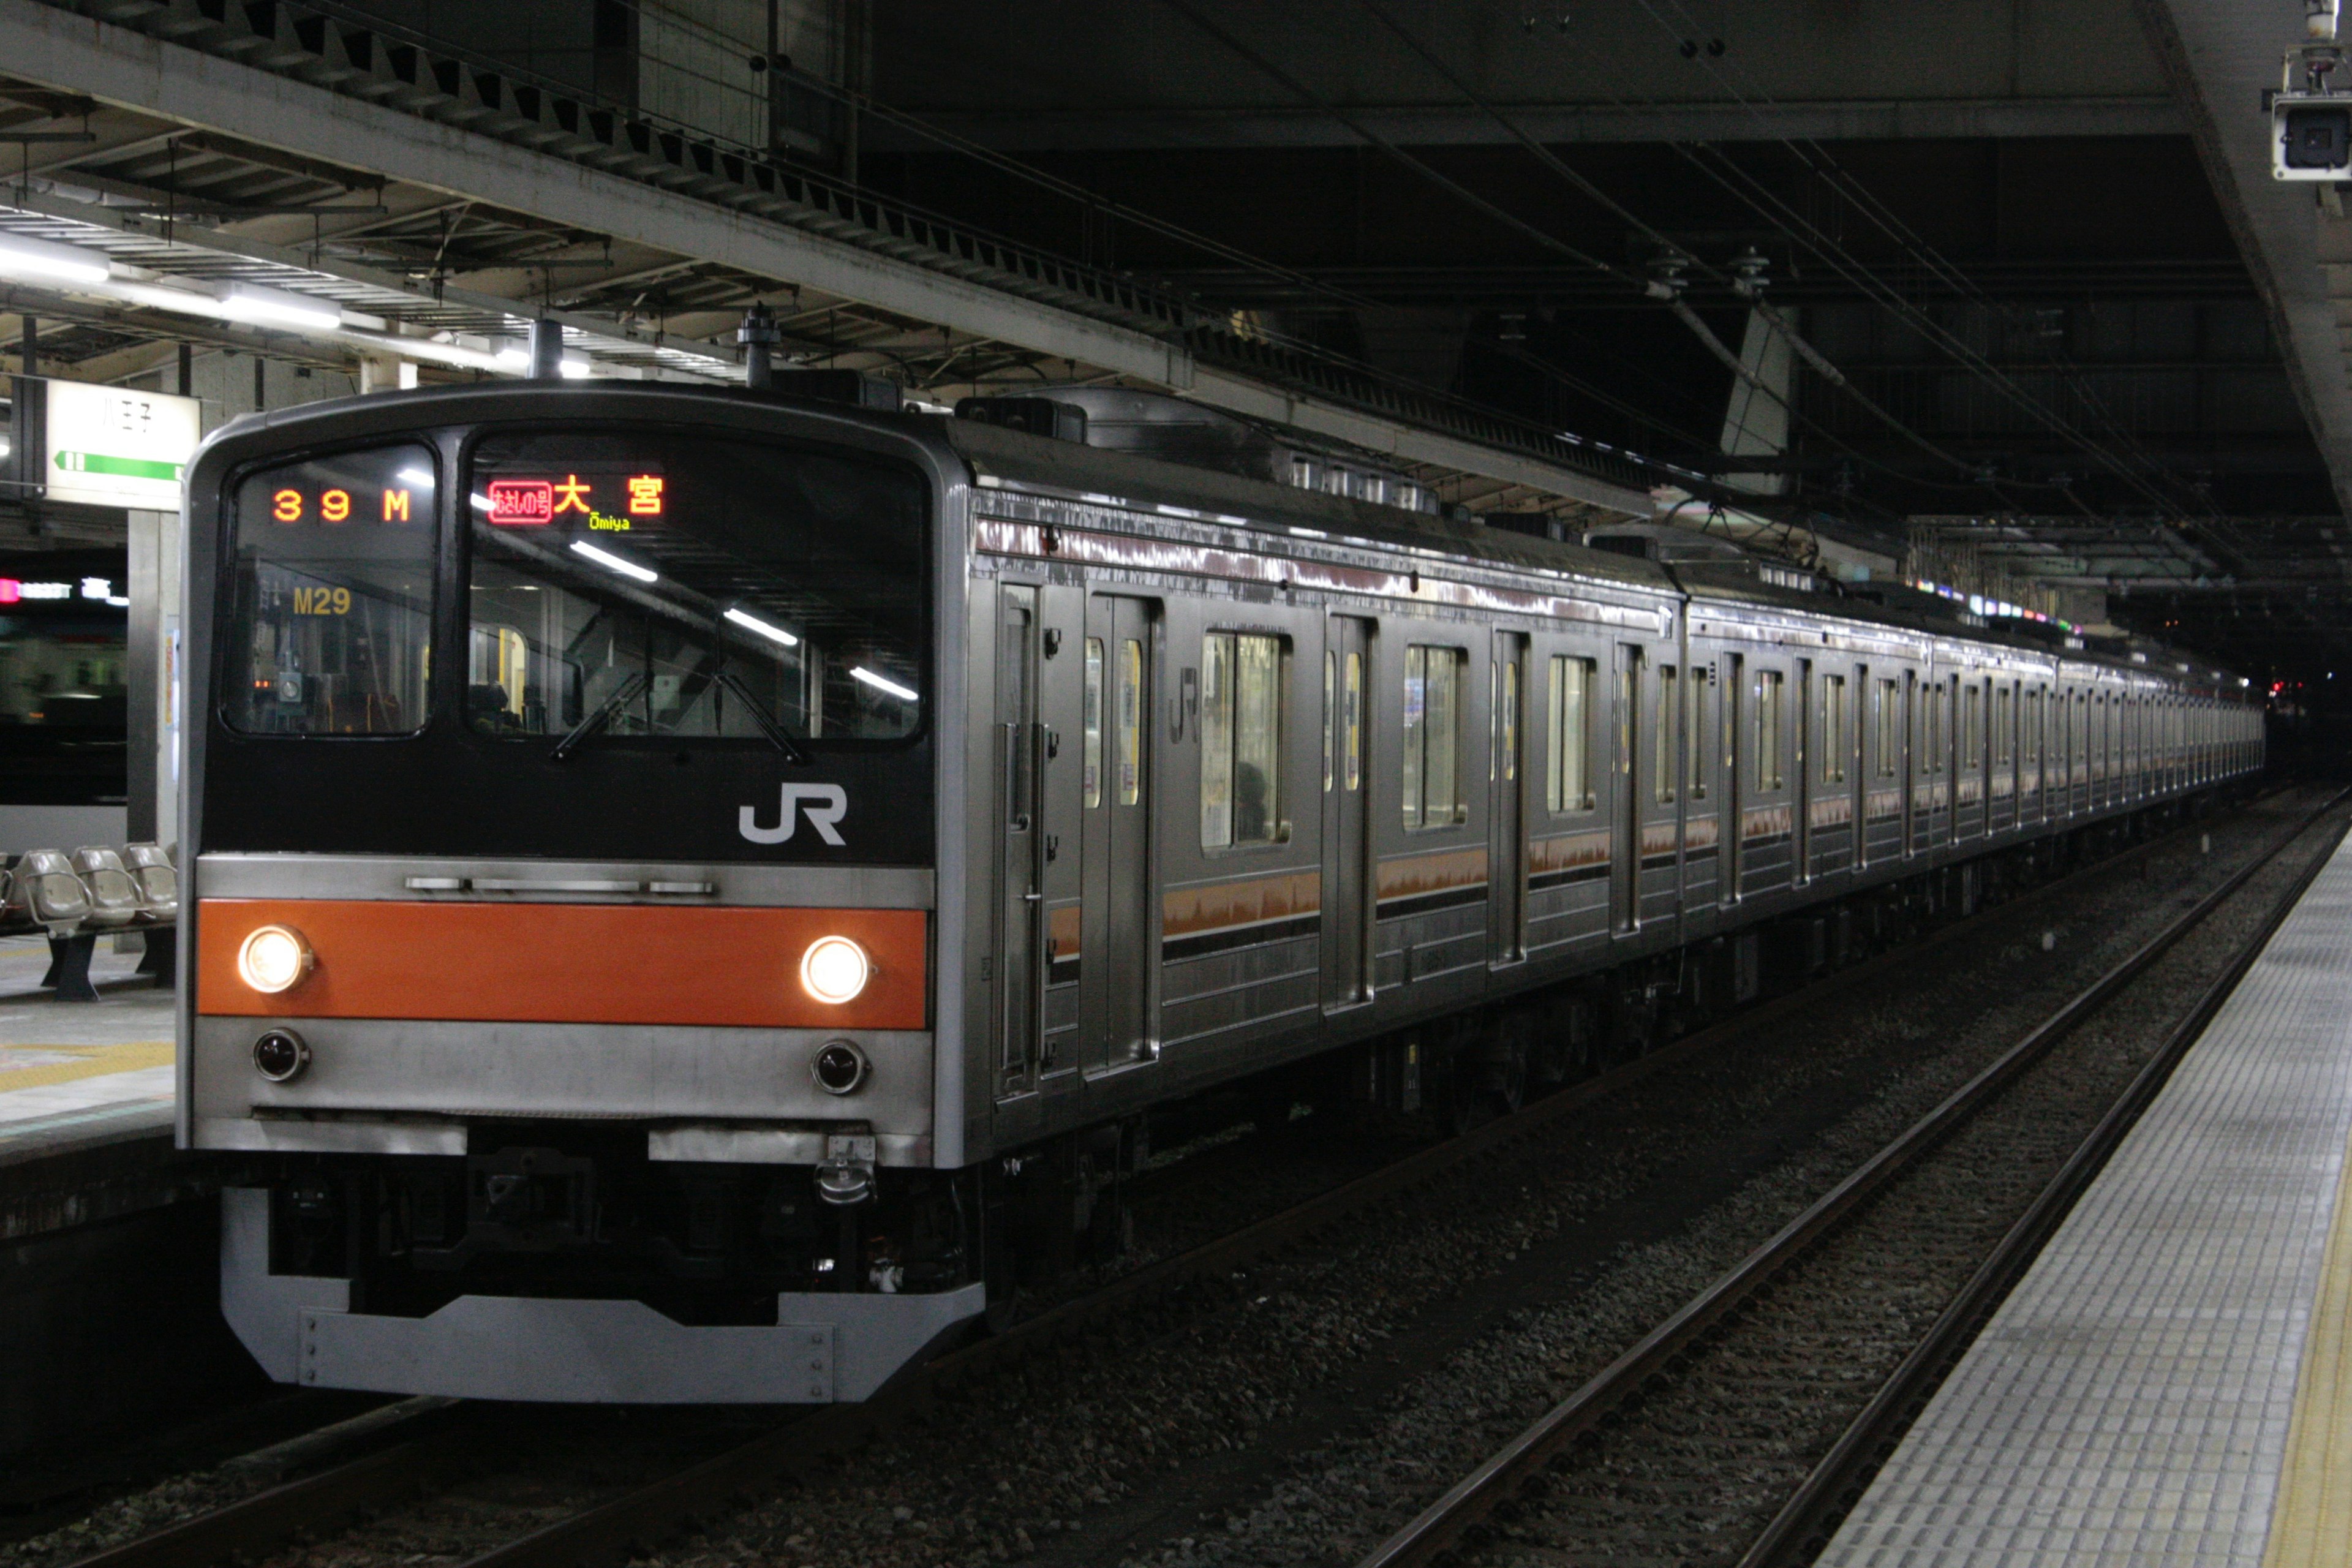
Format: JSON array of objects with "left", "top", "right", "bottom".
[{"left": 195, "top": 899, "right": 928, "bottom": 1030}]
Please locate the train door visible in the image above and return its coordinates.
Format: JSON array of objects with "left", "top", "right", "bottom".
[
  {"left": 1724, "top": 652, "right": 1745, "bottom": 902},
  {"left": 1793, "top": 658, "right": 1813, "bottom": 886},
  {"left": 1081, "top": 595, "right": 1158, "bottom": 1072},
  {"left": 1613, "top": 643, "right": 1643, "bottom": 933},
  {"left": 1322, "top": 616, "right": 1374, "bottom": 1011},
  {"left": 993, "top": 586, "right": 1046, "bottom": 1096},
  {"left": 1490, "top": 630, "right": 1528, "bottom": 965},
  {"left": 1899, "top": 669, "right": 1917, "bottom": 857}
]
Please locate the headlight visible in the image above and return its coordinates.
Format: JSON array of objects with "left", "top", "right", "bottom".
[
  {"left": 799, "top": 935, "right": 870, "bottom": 1005},
  {"left": 236, "top": 924, "right": 314, "bottom": 994}
]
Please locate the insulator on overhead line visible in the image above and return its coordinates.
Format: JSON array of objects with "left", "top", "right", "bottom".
[{"left": 738, "top": 303, "right": 779, "bottom": 391}]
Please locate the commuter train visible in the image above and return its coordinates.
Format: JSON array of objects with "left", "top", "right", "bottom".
[{"left": 182, "top": 381, "right": 2263, "bottom": 1402}]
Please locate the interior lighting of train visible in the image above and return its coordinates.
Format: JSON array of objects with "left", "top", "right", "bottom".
[
  {"left": 851, "top": 666, "right": 919, "bottom": 702},
  {"left": 723, "top": 606, "right": 800, "bottom": 647},
  {"left": 568, "top": 538, "right": 658, "bottom": 583}
]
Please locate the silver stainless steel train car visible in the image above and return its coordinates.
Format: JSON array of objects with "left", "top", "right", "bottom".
[{"left": 182, "top": 382, "right": 2264, "bottom": 1402}]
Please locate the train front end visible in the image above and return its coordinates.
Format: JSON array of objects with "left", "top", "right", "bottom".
[{"left": 183, "top": 385, "right": 976, "bottom": 1403}]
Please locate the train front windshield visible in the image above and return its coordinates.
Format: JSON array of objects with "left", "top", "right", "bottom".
[{"left": 224, "top": 431, "right": 929, "bottom": 747}]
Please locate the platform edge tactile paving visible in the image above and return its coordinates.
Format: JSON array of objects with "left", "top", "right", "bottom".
[{"left": 1819, "top": 831, "right": 2352, "bottom": 1568}]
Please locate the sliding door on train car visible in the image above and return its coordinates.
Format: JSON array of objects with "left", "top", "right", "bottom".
[
  {"left": 993, "top": 586, "right": 1049, "bottom": 1096},
  {"left": 1793, "top": 658, "right": 1814, "bottom": 886},
  {"left": 1489, "top": 630, "right": 1528, "bottom": 965},
  {"left": 1612, "top": 643, "right": 1643, "bottom": 933},
  {"left": 1322, "top": 616, "right": 1374, "bottom": 1011},
  {"left": 1081, "top": 595, "right": 1159, "bottom": 1072}
]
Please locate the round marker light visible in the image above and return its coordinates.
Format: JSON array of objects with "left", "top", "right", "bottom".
[
  {"left": 252, "top": 1028, "right": 311, "bottom": 1084},
  {"left": 236, "top": 924, "right": 313, "bottom": 994},
  {"left": 799, "top": 935, "right": 870, "bottom": 1005},
  {"left": 812, "top": 1040, "right": 870, "bottom": 1096}
]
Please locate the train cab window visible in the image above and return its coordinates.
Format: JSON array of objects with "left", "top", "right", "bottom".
[
  {"left": 1754, "top": 669, "right": 1785, "bottom": 790},
  {"left": 465, "top": 432, "right": 926, "bottom": 745},
  {"left": 1823, "top": 674, "right": 1848, "bottom": 783},
  {"left": 1084, "top": 638, "right": 1105, "bottom": 809},
  {"left": 1656, "top": 665, "right": 1677, "bottom": 804},
  {"left": 1686, "top": 666, "right": 1711, "bottom": 801},
  {"left": 1403, "top": 644, "right": 1468, "bottom": 829},
  {"left": 1547, "top": 654, "right": 1594, "bottom": 813},
  {"left": 225, "top": 444, "right": 437, "bottom": 735},
  {"left": 1200, "top": 631, "right": 1284, "bottom": 847}
]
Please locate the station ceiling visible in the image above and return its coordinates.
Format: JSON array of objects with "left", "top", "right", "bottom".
[{"left": 0, "top": 0, "right": 2345, "bottom": 685}]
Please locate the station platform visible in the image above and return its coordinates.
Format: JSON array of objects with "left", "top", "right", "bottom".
[
  {"left": 0, "top": 932, "right": 175, "bottom": 1168},
  {"left": 1821, "top": 829, "right": 2352, "bottom": 1567}
]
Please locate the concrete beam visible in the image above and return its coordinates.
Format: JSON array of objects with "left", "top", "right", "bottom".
[
  {"left": 0, "top": 0, "right": 1645, "bottom": 515},
  {"left": 872, "top": 96, "right": 2186, "bottom": 154},
  {"left": 2135, "top": 1, "right": 2352, "bottom": 524}
]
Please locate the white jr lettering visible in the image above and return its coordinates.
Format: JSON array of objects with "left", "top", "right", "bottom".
[{"left": 740, "top": 783, "right": 848, "bottom": 847}]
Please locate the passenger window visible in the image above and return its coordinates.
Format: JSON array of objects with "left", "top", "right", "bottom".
[
  {"left": 1344, "top": 652, "right": 1363, "bottom": 791},
  {"left": 1083, "top": 638, "right": 1104, "bottom": 809},
  {"left": 1200, "top": 631, "right": 1283, "bottom": 847},
  {"left": 1686, "top": 666, "right": 1711, "bottom": 801},
  {"left": 1117, "top": 639, "right": 1142, "bottom": 807},
  {"left": 1755, "top": 669, "right": 1784, "bottom": 790},
  {"left": 1656, "top": 665, "right": 1678, "bottom": 804},
  {"left": 1546, "top": 654, "right": 1594, "bottom": 813},
  {"left": 1823, "top": 674, "right": 1847, "bottom": 783},
  {"left": 1403, "top": 644, "right": 1467, "bottom": 829},
  {"left": 1323, "top": 651, "right": 1335, "bottom": 794},
  {"left": 1500, "top": 657, "right": 1520, "bottom": 784}
]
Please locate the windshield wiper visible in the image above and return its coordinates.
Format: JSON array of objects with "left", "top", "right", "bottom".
[
  {"left": 550, "top": 673, "right": 649, "bottom": 761},
  {"left": 715, "top": 670, "right": 812, "bottom": 764}
]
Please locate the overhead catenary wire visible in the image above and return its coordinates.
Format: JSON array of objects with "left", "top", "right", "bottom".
[
  {"left": 1344, "top": 0, "right": 1982, "bottom": 481},
  {"left": 1628, "top": 0, "right": 2206, "bottom": 523}
]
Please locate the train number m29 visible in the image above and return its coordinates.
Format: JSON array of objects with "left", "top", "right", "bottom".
[{"left": 290, "top": 586, "right": 350, "bottom": 615}]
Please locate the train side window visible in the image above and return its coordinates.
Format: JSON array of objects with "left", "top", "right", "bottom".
[
  {"left": 1656, "top": 665, "right": 1678, "bottom": 804},
  {"left": 1084, "top": 638, "right": 1105, "bottom": 809},
  {"left": 1964, "top": 684, "right": 1983, "bottom": 771},
  {"left": 1344, "top": 652, "right": 1363, "bottom": 791},
  {"left": 1875, "top": 678, "right": 1899, "bottom": 776},
  {"left": 1324, "top": 651, "right": 1336, "bottom": 794},
  {"left": 1117, "top": 639, "right": 1143, "bottom": 807},
  {"left": 1403, "top": 644, "right": 1468, "bottom": 829},
  {"left": 1546, "top": 654, "right": 1595, "bottom": 813},
  {"left": 1755, "top": 669, "right": 1784, "bottom": 790},
  {"left": 1200, "top": 631, "right": 1283, "bottom": 847},
  {"left": 1823, "top": 674, "right": 1848, "bottom": 783},
  {"left": 1686, "top": 666, "right": 1711, "bottom": 801}
]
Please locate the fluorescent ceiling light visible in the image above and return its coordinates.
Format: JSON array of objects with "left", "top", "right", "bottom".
[
  {"left": 558, "top": 357, "right": 593, "bottom": 379},
  {"left": 851, "top": 666, "right": 918, "bottom": 703},
  {"left": 0, "top": 232, "right": 110, "bottom": 287},
  {"left": 494, "top": 345, "right": 593, "bottom": 379},
  {"left": 569, "top": 539, "right": 658, "bottom": 584},
  {"left": 397, "top": 468, "right": 432, "bottom": 486},
  {"left": 221, "top": 283, "right": 342, "bottom": 333},
  {"left": 724, "top": 606, "right": 799, "bottom": 647}
]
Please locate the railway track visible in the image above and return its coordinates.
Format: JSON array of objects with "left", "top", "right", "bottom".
[
  {"left": 36, "top": 791, "right": 2305, "bottom": 1568},
  {"left": 1352, "top": 791, "right": 2350, "bottom": 1568}
]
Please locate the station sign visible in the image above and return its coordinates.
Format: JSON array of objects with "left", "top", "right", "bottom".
[{"left": 44, "top": 381, "right": 202, "bottom": 510}]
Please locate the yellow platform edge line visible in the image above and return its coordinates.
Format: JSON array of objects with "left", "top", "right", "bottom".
[
  {"left": 2263, "top": 1113, "right": 2352, "bottom": 1568},
  {"left": 0, "top": 1039, "right": 173, "bottom": 1091}
]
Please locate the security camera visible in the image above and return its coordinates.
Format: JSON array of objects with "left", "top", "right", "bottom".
[{"left": 2273, "top": 45, "right": 2352, "bottom": 179}]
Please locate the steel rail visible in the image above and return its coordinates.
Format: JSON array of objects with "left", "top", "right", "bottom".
[
  {"left": 1351, "top": 790, "right": 2348, "bottom": 1568},
  {"left": 56, "top": 1406, "right": 476, "bottom": 1568},
  {"left": 48, "top": 791, "right": 2278, "bottom": 1568},
  {"left": 1732, "top": 797, "right": 2352, "bottom": 1568}
]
